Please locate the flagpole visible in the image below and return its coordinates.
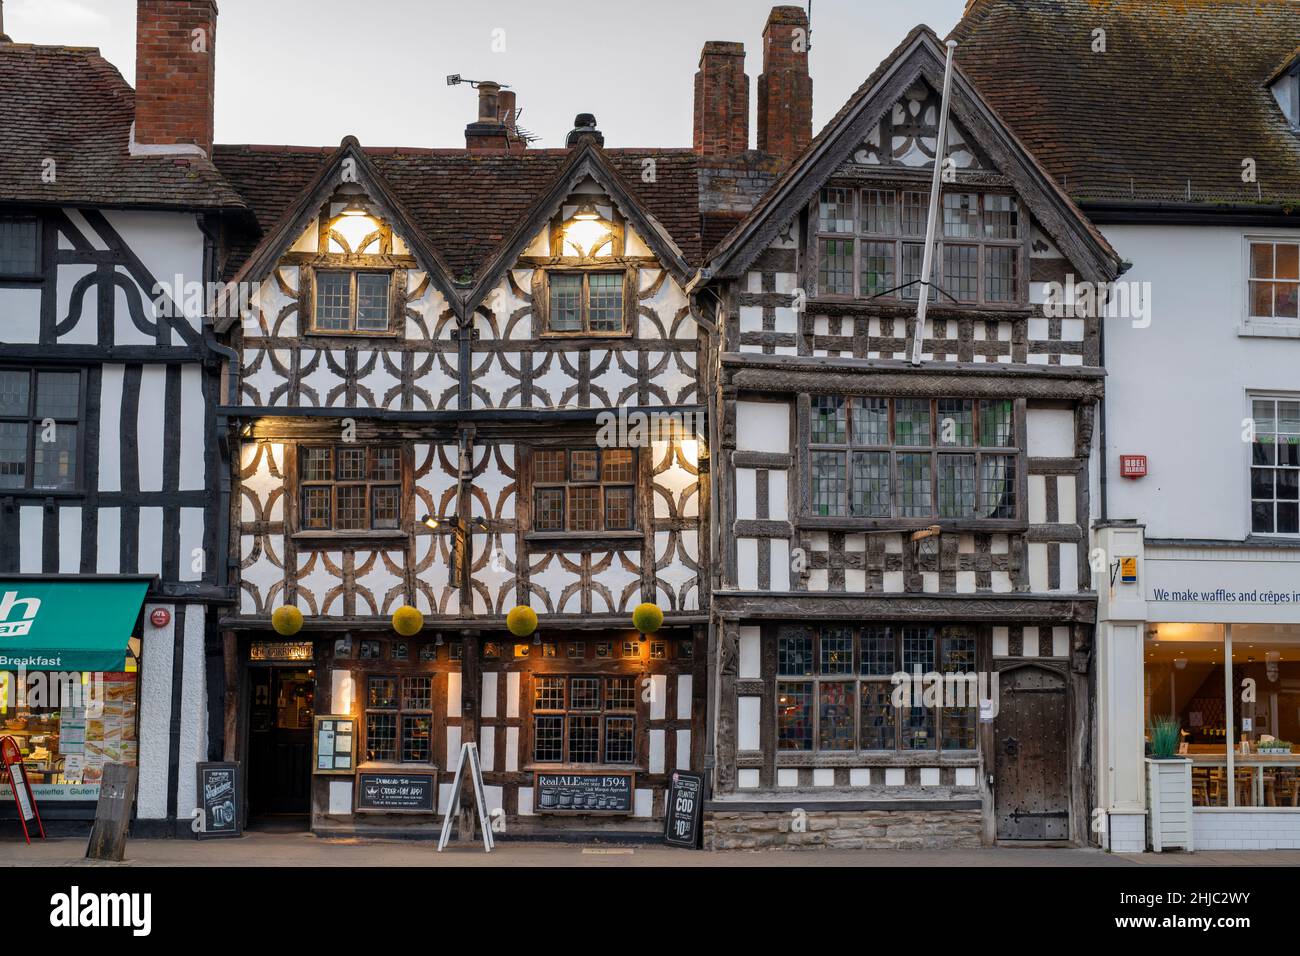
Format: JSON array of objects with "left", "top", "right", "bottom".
[{"left": 909, "top": 39, "right": 958, "bottom": 366}]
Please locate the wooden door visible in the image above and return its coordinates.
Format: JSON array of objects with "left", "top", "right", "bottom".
[
  {"left": 994, "top": 664, "right": 1069, "bottom": 841},
  {"left": 248, "top": 668, "right": 314, "bottom": 816}
]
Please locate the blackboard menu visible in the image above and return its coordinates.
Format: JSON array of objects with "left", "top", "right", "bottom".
[
  {"left": 356, "top": 772, "right": 436, "bottom": 813},
  {"left": 535, "top": 772, "right": 633, "bottom": 812},
  {"left": 663, "top": 770, "right": 703, "bottom": 848},
  {"left": 196, "top": 762, "right": 241, "bottom": 839}
]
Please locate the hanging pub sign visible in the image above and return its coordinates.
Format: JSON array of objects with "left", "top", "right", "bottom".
[
  {"left": 1, "top": 735, "right": 44, "bottom": 843},
  {"left": 663, "top": 770, "right": 703, "bottom": 848},
  {"left": 356, "top": 771, "right": 436, "bottom": 813},
  {"left": 312, "top": 715, "right": 356, "bottom": 775},
  {"left": 535, "top": 772, "right": 634, "bottom": 813},
  {"left": 196, "top": 762, "right": 242, "bottom": 839}
]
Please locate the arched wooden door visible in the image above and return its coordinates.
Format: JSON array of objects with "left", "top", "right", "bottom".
[{"left": 994, "top": 664, "right": 1069, "bottom": 841}]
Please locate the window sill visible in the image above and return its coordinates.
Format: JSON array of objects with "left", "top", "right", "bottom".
[
  {"left": 292, "top": 530, "right": 409, "bottom": 545},
  {"left": 537, "top": 330, "right": 634, "bottom": 341},
  {"left": 525, "top": 530, "right": 643, "bottom": 549},
  {"left": 799, "top": 516, "right": 1026, "bottom": 534},
  {"left": 356, "top": 761, "right": 438, "bottom": 773},
  {"left": 302, "top": 329, "right": 402, "bottom": 339},
  {"left": 1237, "top": 322, "right": 1300, "bottom": 339},
  {"left": 524, "top": 764, "right": 644, "bottom": 774}
]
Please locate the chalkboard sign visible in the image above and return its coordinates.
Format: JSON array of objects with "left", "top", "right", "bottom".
[
  {"left": 356, "top": 772, "right": 436, "bottom": 813},
  {"left": 663, "top": 770, "right": 703, "bottom": 848},
  {"left": 196, "top": 762, "right": 241, "bottom": 839},
  {"left": 535, "top": 772, "right": 633, "bottom": 813}
]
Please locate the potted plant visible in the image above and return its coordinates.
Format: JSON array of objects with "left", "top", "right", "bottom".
[
  {"left": 1258, "top": 739, "right": 1293, "bottom": 755},
  {"left": 1145, "top": 718, "right": 1193, "bottom": 852}
]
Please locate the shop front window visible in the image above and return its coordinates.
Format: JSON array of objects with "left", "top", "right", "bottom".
[
  {"left": 532, "top": 675, "right": 636, "bottom": 765},
  {"left": 364, "top": 674, "right": 433, "bottom": 764}
]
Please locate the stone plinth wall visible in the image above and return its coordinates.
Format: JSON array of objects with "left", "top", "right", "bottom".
[{"left": 704, "top": 809, "right": 983, "bottom": 850}]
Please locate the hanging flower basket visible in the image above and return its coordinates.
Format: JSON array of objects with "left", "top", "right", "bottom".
[
  {"left": 507, "top": 605, "right": 538, "bottom": 637},
  {"left": 632, "top": 602, "right": 664, "bottom": 635},
  {"left": 271, "top": 605, "right": 303, "bottom": 637},
  {"left": 392, "top": 605, "right": 424, "bottom": 637}
]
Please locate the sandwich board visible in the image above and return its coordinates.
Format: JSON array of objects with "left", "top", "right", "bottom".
[{"left": 437, "top": 741, "right": 494, "bottom": 853}]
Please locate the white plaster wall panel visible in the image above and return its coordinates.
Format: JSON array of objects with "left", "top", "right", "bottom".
[
  {"left": 956, "top": 570, "right": 977, "bottom": 593},
  {"left": 176, "top": 365, "right": 207, "bottom": 491},
  {"left": 920, "top": 767, "right": 941, "bottom": 787},
  {"left": 736, "top": 538, "right": 759, "bottom": 589},
  {"left": 676, "top": 675, "right": 693, "bottom": 720},
  {"left": 18, "top": 506, "right": 41, "bottom": 572},
  {"left": 351, "top": 551, "right": 404, "bottom": 615},
  {"left": 517, "top": 787, "right": 534, "bottom": 815},
  {"left": 240, "top": 443, "right": 284, "bottom": 523},
  {"left": 649, "top": 675, "right": 667, "bottom": 720},
  {"left": 991, "top": 570, "right": 1013, "bottom": 593},
  {"left": 54, "top": 263, "right": 97, "bottom": 344},
  {"left": 484, "top": 785, "right": 504, "bottom": 814},
  {"left": 332, "top": 668, "right": 355, "bottom": 713},
  {"left": 112, "top": 267, "right": 158, "bottom": 346},
  {"left": 594, "top": 552, "right": 640, "bottom": 613},
  {"left": 1028, "top": 475, "right": 1048, "bottom": 523},
  {"left": 883, "top": 570, "right": 905, "bottom": 591},
  {"left": 735, "top": 468, "right": 757, "bottom": 520},
  {"left": 739, "top": 305, "right": 763, "bottom": 333},
  {"left": 137, "top": 507, "right": 164, "bottom": 575},
  {"left": 528, "top": 552, "right": 582, "bottom": 614},
  {"left": 738, "top": 696, "right": 761, "bottom": 750},
  {"left": 241, "top": 348, "right": 290, "bottom": 407},
  {"left": 1022, "top": 626, "right": 1040, "bottom": 658},
  {"left": 473, "top": 532, "right": 518, "bottom": 614},
  {"left": 530, "top": 355, "right": 570, "bottom": 409},
  {"left": 1059, "top": 543, "right": 1079, "bottom": 591},
  {"left": 634, "top": 789, "right": 652, "bottom": 818},
  {"left": 813, "top": 768, "right": 835, "bottom": 787},
  {"left": 0, "top": 286, "right": 41, "bottom": 343},
  {"left": 807, "top": 568, "right": 829, "bottom": 591},
  {"left": 296, "top": 550, "right": 346, "bottom": 616},
  {"left": 649, "top": 729, "right": 666, "bottom": 773},
  {"left": 358, "top": 351, "right": 400, "bottom": 409},
  {"left": 1053, "top": 627, "right": 1070, "bottom": 658},
  {"left": 993, "top": 626, "right": 1010, "bottom": 656},
  {"left": 479, "top": 726, "right": 495, "bottom": 771},
  {"left": 649, "top": 350, "right": 697, "bottom": 406},
  {"left": 505, "top": 671, "right": 520, "bottom": 719},
  {"left": 178, "top": 508, "right": 204, "bottom": 582},
  {"left": 444, "top": 726, "right": 461, "bottom": 773},
  {"left": 136, "top": 365, "right": 167, "bottom": 492},
  {"left": 655, "top": 531, "right": 698, "bottom": 611},
  {"left": 97, "top": 508, "right": 121, "bottom": 573},
  {"left": 472, "top": 444, "right": 516, "bottom": 522},
  {"left": 137, "top": 609, "right": 175, "bottom": 819},
  {"left": 175, "top": 604, "right": 207, "bottom": 820},
  {"left": 103, "top": 210, "right": 205, "bottom": 334},
  {"left": 58, "top": 507, "right": 82, "bottom": 573},
  {"left": 738, "top": 769, "right": 761, "bottom": 789},
  {"left": 328, "top": 781, "right": 353, "bottom": 814},
  {"left": 505, "top": 726, "right": 520, "bottom": 772},
  {"left": 735, "top": 401, "right": 790, "bottom": 453},
  {"left": 481, "top": 672, "right": 498, "bottom": 719},
  {"left": 770, "top": 539, "right": 792, "bottom": 590},
  {"left": 850, "top": 768, "right": 872, "bottom": 786},
  {"left": 885, "top": 768, "right": 906, "bottom": 786},
  {"left": 1058, "top": 475, "right": 1078, "bottom": 524},
  {"left": 445, "top": 672, "right": 462, "bottom": 718},
  {"left": 956, "top": 768, "right": 978, "bottom": 787},
  {"left": 739, "top": 626, "right": 761, "bottom": 679},
  {"left": 97, "top": 364, "right": 124, "bottom": 492},
  {"left": 768, "top": 470, "right": 789, "bottom": 521},
  {"left": 589, "top": 351, "right": 638, "bottom": 406},
  {"left": 240, "top": 536, "right": 283, "bottom": 615},
  {"left": 64, "top": 209, "right": 108, "bottom": 250},
  {"left": 1027, "top": 407, "right": 1076, "bottom": 458},
  {"left": 1028, "top": 543, "right": 1050, "bottom": 592},
  {"left": 777, "top": 769, "right": 799, "bottom": 787}
]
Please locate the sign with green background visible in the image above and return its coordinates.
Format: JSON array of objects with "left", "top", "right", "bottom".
[{"left": 0, "top": 580, "right": 147, "bottom": 671}]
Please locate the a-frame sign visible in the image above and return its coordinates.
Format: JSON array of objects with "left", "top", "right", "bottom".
[{"left": 437, "top": 741, "right": 494, "bottom": 853}]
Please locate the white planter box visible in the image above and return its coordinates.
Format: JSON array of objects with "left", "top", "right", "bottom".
[{"left": 1146, "top": 757, "right": 1193, "bottom": 852}]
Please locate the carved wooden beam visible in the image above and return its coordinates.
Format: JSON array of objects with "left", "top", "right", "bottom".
[{"left": 711, "top": 592, "right": 1097, "bottom": 623}]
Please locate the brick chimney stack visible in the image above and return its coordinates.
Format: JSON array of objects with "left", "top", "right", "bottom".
[
  {"left": 465, "top": 81, "right": 524, "bottom": 152},
  {"left": 133, "top": 0, "right": 217, "bottom": 156},
  {"left": 757, "top": 5, "right": 812, "bottom": 162},
  {"left": 693, "top": 41, "right": 748, "bottom": 156}
]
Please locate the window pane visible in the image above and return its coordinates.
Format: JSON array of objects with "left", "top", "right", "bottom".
[
  {"left": 31, "top": 423, "right": 76, "bottom": 490},
  {"left": 314, "top": 271, "right": 351, "bottom": 330},
  {"left": 1250, "top": 281, "right": 1274, "bottom": 317},
  {"left": 942, "top": 707, "right": 977, "bottom": 750},
  {"left": 942, "top": 244, "right": 978, "bottom": 302},
  {"left": 355, "top": 273, "right": 390, "bottom": 331},
  {"left": 811, "top": 452, "right": 847, "bottom": 516},
  {"left": 369, "top": 447, "right": 400, "bottom": 481},
  {"left": 1276, "top": 282, "right": 1299, "bottom": 319},
  {"left": 982, "top": 195, "right": 1019, "bottom": 240},
  {"left": 604, "top": 486, "right": 634, "bottom": 530},
  {"left": 850, "top": 451, "right": 891, "bottom": 517},
  {"left": 818, "top": 682, "right": 856, "bottom": 750},
  {"left": 366, "top": 713, "right": 397, "bottom": 761},
  {"left": 570, "top": 676, "right": 600, "bottom": 710},
  {"left": 588, "top": 273, "right": 624, "bottom": 331},
  {"left": 901, "top": 242, "right": 925, "bottom": 300},
  {"left": 401, "top": 715, "right": 431, "bottom": 762},
  {"left": 35, "top": 372, "right": 79, "bottom": 418},
  {"left": 534, "top": 715, "right": 564, "bottom": 761},
  {"left": 778, "top": 628, "right": 813, "bottom": 675},
  {"left": 1277, "top": 243, "right": 1299, "bottom": 280},
  {"left": 402, "top": 676, "right": 432, "bottom": 710},
  {"left": 368, "top": 676, "right": 398, "bottom": 708},
  {"left": 0, "top": 370, "right": 30, "bottom": 416},
  {"left": 861, "top": 189, "right": 895, "bottom": 234},
  {"left": 902, "top": 627, "right": 936, "bottom": 672},
  {"left": 534, "top": 449, "right": 566, "bottom": 483},
  {"left": 602, "top": 448, "right": 634, "bottom": 482},
  {"left": 903, "top": 705, "right": 936, "bottom": 750},
  {"left": 1249, "top": 243, "right": 1274, "bottom": 279},
  {"left": 978, "top": 454, "right": 1016, "bottom": 519},
  {"left": 942, "top": 193, "right": 979, "bottom": 239},
  {"left": 605, "top": 677, "right": 636, "bottom": 710},
  {"left": 942, "top": 633, "right": 977, "bottom": 673},
  {"left": 937, "top": 398, "right": 974, "bottom": 446},
  {"left": 900, "top": 191, "right": 929, "bottom": 236},
  {"left": 534, "top": 488, "right": 564, "bottom": 531},
  {"left": 894, "top": 398, "right": 930, "bottom": 446},
  {"left": 570, "top": 450, "right": 598, "bottom": 482},
  {"left": 859, "top": 682, "right": 896, "bottom": 750},
  {"left": 979, "top": 399, "right": 1014, "bottom": 447},
  {"left": 535, "top": 675, "right": 565, "bottom": 710},
  {"left": 851, "top": 397, "right": 890, "bottom": 445},
  {"left": 860, "top": 626, "right": 895, "bottom": 675},
  {"left": 0, "top": 218, "right": 39, "bottom": 275},
  {"left": 335, "top": 485, "right": 367, "bottom": 530},
  {"left": 819, "top": 628, "right": 854, "bottom": 674},
  {"left": 898, "top": 453, "right": 932, "bottom": 517},
  {"left": 776, "top": 681, "right": 813, "bottom": 750},
  {"left": 568, "top": 486, "right": 601, "bottom": 531},
  {"left": 302, "top": 447, "right": 332, "bottom": 482},
  {"left": 549, "top": 274, "right": 582, "bottom": 331},
  {"left": 336, "top": 447, "right": 366, "bottom": 481},
  {"left": 818, "top": 187, "right": 854, "bottom": 233},
  {"left": 819, "top": 238, "right": 854, "bottom": 295},
  {"left": 0, "top": 422, "right": 29, "bottom": 488},
  {"left": 985, "top": 246, "right": 1018, "bottom": 302},
  {"left": 568, "top": 714, "right": 600, "bottom": 763},
  {"left": 811, "top": 396, "right": 846, "bottom": 444},
  {"left": 861, "top": 241, "right": 896, "bottom": 297},
  {"left": 937, "top": 453, "right": 976, "bottom": 518},
  {"left": 1252, "top": 500, "right": 1275, "bottom": 534},
  {"left": 604, "top": 716, "right": 635, "bottom": 763},
  {"left": 371, "top": 485, "right": 400, "bottom": 529},
  {"left": 301, "top": 486, "right": 331, "bottom": 529}
]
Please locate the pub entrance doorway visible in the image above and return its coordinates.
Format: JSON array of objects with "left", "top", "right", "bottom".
[{"left": 246, "top": 665, "right": 316, "bottom": 826}]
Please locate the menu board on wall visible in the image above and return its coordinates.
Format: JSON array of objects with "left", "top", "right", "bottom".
[
  {"left": 355, "top": 772, "right": 437, "bottom": 813},
  {"left": 535, "top": 772, "right": 633, "bottom": 813},
  {"left": 663, "top": 770, "right": 703, "bottom": 848},
  {"left": 312, "top": 715, "right": 355, "bottom": 775}
]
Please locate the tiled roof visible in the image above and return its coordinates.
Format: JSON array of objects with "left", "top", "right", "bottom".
[
  {"left": 213, "top": 145, "right": 704, "bottom": 283},
  {"left": 0, "top": 42, "right": 245, "bottom": 210},
  {"left": 952, "top": 0, "right": 1300, "bottom": 205}
]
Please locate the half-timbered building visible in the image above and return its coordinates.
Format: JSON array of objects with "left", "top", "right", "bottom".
[{"left": 698, "top": 23, "right": 1125, "bottom": 848}]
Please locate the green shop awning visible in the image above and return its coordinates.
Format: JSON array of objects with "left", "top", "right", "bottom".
[{"left": 0, "top": 579, "right": 147, "bottom": 671}]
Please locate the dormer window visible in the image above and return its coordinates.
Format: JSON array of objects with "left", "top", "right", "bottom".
[
  {"left": 536, "top": 193, "right": 631, "bottom": 336},
  {"left": 314, "top": 271, "right": 392, "bottom": 332},
  {"left": 1269, "top": 63, "right": 1300, "bottom": 130},
  {"left": 304, "top": 190, "right": 400, "bottom": 335}
]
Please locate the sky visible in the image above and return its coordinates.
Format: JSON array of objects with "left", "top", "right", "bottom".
[{"left": 7, "top": 0, "right": 969, "bottom": 149}]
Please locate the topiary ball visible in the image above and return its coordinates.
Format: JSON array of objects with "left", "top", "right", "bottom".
[
  {"left": 632, "top": 602, "right": 663, "bottom": 635},
  {"left": 271, "top": 605, "right": 303, "bottom": 636},
  {"left": 506, "top": 605, "right": 538, "bottom": 637},
  {"left": 392, "top": 605, "right": 424, "bottom": 637}
]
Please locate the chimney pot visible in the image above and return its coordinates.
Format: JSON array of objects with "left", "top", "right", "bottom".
[
  {"left": 566, "top": 114, "right": 603, "bottom": 148},
  {"left": 465, "top": 80, "right": 517, "bottom": 153}
]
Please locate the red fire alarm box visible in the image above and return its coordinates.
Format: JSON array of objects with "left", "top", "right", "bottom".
[{"left": 1120, "top": 455, "right": 1147, "bottom": 479}]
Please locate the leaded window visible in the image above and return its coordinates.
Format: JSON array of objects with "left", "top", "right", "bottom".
[
  {"left": 312, "top": 270, "right": 392, "bottom": 332},
  {"left": 532, "top": 675, "right": 637, "bottom": 764},
  {"left": 808, "top": 397, "right": 1018, "bottom": 520},
  {"left": 531, "top": 447, "right": 636, "bottom": 533},
  {"left": 545, "top": 271, "right": 626, "bottom": 334},
  {"left": 0, "top": 368, "right": 81, "bottom": 491},
  {"left": 0, "top": 217, "right": 39, "bottom": 277},
  {"left": 298, "top": 445, "right": 401, "bottom": 532},
  {"left": 365, "top": 675, "right": 435, "bottom": 763}
]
